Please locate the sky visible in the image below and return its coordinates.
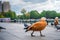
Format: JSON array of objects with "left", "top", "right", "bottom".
[{"left": 1, "top": 0, "right": 60, "bottom": 15}]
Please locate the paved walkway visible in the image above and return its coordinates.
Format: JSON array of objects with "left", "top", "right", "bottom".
[{"left": 0, "top": 22, "right": 60, "bottom": 40}]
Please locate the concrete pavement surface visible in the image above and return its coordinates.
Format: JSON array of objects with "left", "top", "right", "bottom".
[{"left": 0, "top": 22, "right": 60, "bottom": 40}]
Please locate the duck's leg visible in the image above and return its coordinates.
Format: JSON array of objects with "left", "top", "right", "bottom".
[
  {"left": 40, "top": 31, "right": 45, "bottom": 37},
  {"left": 31, "top": 31, "right": 35, "bottom": 37}
]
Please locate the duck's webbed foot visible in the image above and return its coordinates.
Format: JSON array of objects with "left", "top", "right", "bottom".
[
  {"left": 40, "top": 34, "right": 45, "bottom": 37},
  {"left": 31, "top": 34, "right": 35, "bottom": 37},
  {"left": 40, "top": 31, "right": 45, "bottom": 37},
  {"left": 31, "top": 31, "right": 35, "bottom": 37}
]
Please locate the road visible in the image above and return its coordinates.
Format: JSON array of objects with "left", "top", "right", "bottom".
[{"left": 0, "top": 22, "right": 60, "bottom": 40}]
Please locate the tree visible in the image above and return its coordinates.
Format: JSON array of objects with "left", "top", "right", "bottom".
[
  {"left": 4, "top": 10, "right": 16, "bottom": 20},
  {"left": 40, "top": 10, "right": 57, "bottom": 19},
  {"left": 21, "top": 8, "right": 26, "bottom": 14},
  {"left": 25, "top": 12, "right": 30, "bottom": 19},
  {"left": 40, "top": 10, "right": 46, "bottom": 17},
  {"left": 56, "top": 13, "right": 60, "bottom": 18},
  {"left": 0, "top": 14, "right": 5, "bottom": 18},
  {"left": 30, "top": 10, "right": 39, "bottom": 19},
  {"left": 21, "top": 8, "right": 26, "bottom": 19}
]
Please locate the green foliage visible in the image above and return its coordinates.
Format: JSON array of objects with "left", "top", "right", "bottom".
[
  {"left": 40, "top": 10, "right": 46, "bottom": 17},
  {"left": 7, "top": 10, "right": 16, "bottom": 20},
  {"left": 19, "top": 10, "right": 60, "bottom": 19},
  {"left": 40, "top": 10, "right": 57, "bottom": 19},
  {"left": 21, "top": 8, "right": 26, "bottom": 19},
  {"left": 0, "top": 13, "right": 5, "bottom": 18},
  {"left": 56, "top": 13, "right": 60, "bottom": 18},
  {"left": 0, "top": 10, "right": 16, "bottom": 20},
  {"left": 17, "top": 12, "right": 30, "bottom": 19},
  {"left": 0, "top": 14, "right": 5, "bottom": 18},
  {"left": 30, "top": 10, "right": 39, "bottom": 19},
  {"left": 17, "top": 15, "right": 21, "bottom": 19},
  {"left": 25, "top": 12, "right": 30, "bottom": 19},
  {"left": 1, "top": 8, "right": 60, "bottom": 19}
]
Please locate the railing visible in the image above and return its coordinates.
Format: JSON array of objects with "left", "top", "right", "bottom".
[{"left": 0, "top": 19, "right": 60, "bottom": 23}]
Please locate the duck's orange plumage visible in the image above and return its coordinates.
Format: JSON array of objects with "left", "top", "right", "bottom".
[
  {"left": 28, "top": 20, "right": 47, "bottom": 31},
  {"left": 25, "top": 17, "right": 47, "bottom": 37},
  {"left": 54, "top": 17, "right": 58, "bottom": 26}
]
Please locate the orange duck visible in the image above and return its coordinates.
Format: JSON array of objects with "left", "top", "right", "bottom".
[
  {"left": 25, "top": 17, "right": 47, "bottom": 37},
  {"left": 54, "top": 17, "right": 60, "bottom": 30},
  {"left": 54, "top": 17, "right": 59, "bottom": 26}
]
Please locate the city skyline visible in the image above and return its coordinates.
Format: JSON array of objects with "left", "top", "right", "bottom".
[{"left": 1, "top": 0, "right": 60, "bottom": 15}]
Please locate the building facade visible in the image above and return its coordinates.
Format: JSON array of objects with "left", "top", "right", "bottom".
[
  {"left": 0, "top": 1, "right": 10, "bottom": 12},
  {"left": 0, "top": 1, "right": 2, "bottom": 12},
  {"left": 3, "top": 2, "right": 10, "bottom": 12}
]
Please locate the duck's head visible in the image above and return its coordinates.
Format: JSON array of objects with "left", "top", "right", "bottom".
[
  {"left": 40, "top": 17, "right": 46, "bottom": 21},
  {"left": 55, "top": 17, "right": 58, "bottom": 20}
]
